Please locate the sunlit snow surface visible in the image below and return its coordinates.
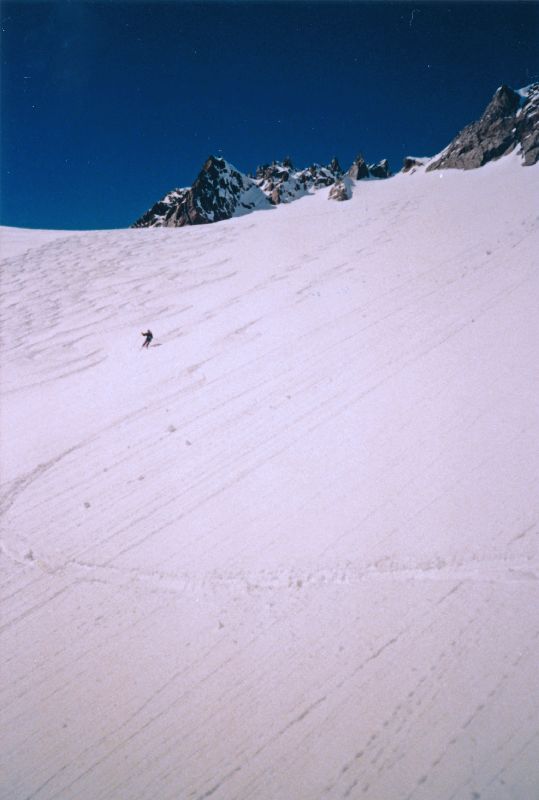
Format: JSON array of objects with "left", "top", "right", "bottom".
[{"left": 1, "top": 156, "right": 538, "bottom": 800}]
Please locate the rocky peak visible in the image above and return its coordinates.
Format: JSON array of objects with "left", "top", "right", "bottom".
[
  {"left": 427, "top": 83, "right": 538, "bottom": 171},
  {"left": 133, "top": 156, "right": 270, "bottom": 228},
  {"left": 368, "top": 159, "right": 391, "bottom": 179},
  {"left": 482, "top": 85, "right": 521, "bottom": 122},
  {"left": 347, "top": 154, "right": 370, "bottom": 180},
  {"left": 347, "top": 154, "right": 391, "bottom": 180}
]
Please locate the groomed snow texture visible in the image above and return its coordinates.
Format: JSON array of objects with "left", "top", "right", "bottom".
[{"left": 1, "top": 155, "right": 538, "bottom": 800}]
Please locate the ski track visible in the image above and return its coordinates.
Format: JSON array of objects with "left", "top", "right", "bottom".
[{"left": 1, "top": 158, "right": 538, "bottom": 800}]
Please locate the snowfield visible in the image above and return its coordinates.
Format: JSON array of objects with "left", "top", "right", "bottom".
[{"left": 1, "top": 155, "right": 538, "bottom": 800}]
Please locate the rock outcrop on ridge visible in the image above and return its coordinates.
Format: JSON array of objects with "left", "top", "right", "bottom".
[
  {"left": 133, "top": 153, "right": 388, "bottom": 226},
  {"left": 368, "top": 159, "right": 391, "bottom": 178},
  {"left": 347, "top": 155, "right": 392, "bottom": 180},
  {"left": 347, "top": 154, "right": 370, "bottom": 181},
  {"left": 132, "top": 188, "right": 190, "bottom": 228},
  {"left": 516, "top": 83, "right": 539, "bottom": 165},
  {"left": 254, "top": 157, "right": 344, "bottom": 205},
  {"left": 427, "top": 83, "right": 539, "bottom": 171}
]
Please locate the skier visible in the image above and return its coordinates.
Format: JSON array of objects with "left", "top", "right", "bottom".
[{"left": 141, "top": 329, "right": 153, "bottom": 348}]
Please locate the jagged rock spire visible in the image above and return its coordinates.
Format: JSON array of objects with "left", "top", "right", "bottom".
[
  {"left": 328, "top": 156, "right": 343, "bottom": 175},
  {"left": 347, "top": 154, "right": 370, "bottom": 180},
  {"left": 346, "top": 154, "right": 391, "bottom": 180},
  {"left": 132, "top": 156, "right": 270, "bottom": 228}
]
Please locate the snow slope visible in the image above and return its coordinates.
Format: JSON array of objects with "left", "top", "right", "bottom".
[{"left": 1, "top": 155, "right": 538, "bottom": 800}]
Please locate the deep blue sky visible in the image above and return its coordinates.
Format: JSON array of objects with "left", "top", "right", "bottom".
[{"left": 1, "top": 1, "right": 538, "bottom": 229}]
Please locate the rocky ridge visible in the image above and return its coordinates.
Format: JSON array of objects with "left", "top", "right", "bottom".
[
  {"left": 254, "top": 157, "right": 344, "bottom": 205},
  {"left": 133, "top": 83, "right": 538, "bottom": 228},
  {"left": 426, "top": 83, "right": 539, "bottom": 171},
  {"left": 132, "top": 153, "right": 391, "bottom": 228}
]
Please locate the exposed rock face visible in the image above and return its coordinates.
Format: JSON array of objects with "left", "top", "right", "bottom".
[
  {"left": 401, "top": 156, "right": 428, "bottom": 175},
  {"left": 132, "top": 188, "right": 190, "bottom": 228},
  {"left": 518, "top": 83, "right": 539, "bottom": 165},
  {"left": 132, "top": 156, "right": 270, "bottom": 228},
  {"left": 133, "top": 153, "right": 389, "bottom": 227},
  {"left": 347, "top": 154, "right": 370, "bottom": 180},
  {"left": 368, "top": 159, "right": 391, "bottom": 179},
  {"left": 427, "top": 83, "right": 539, "bottom": 171},
  {"left": 347, "top": 154, "right": 391, "bottom": 180},
  {"left": 255, "top": 161, "right": 308, "bottom": 205},
  {"left": 328, "top": 156, "right": 343, "bottom": 175},
  {"left": 402, "top": 157, "right": 427, "bottom": 174}
]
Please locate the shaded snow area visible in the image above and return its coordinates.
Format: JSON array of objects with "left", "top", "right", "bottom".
[{"left": 1, "top": 155, "right": 538, "bottom": 800}]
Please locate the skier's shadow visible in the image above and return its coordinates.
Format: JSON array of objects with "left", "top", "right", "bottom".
[{"left": 150, "top": 343, "right": 162, "bottom": 347}]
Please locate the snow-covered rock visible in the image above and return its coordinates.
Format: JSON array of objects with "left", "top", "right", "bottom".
[
  {"left": 328, "top": 176, "right": 353, "bottom": 201},
  {"left": 254, "top": 158, "right": 344, "bottom": 205},
  {"left": 254, "top": 159, "right": 309, "bottom": 205}
]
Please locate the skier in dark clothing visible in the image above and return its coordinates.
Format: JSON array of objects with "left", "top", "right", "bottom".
[{"left": 141, "top": 330, "right": 153, "bottom": 348}]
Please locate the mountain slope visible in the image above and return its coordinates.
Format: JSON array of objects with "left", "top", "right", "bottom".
[
  {"left": 1, "top": 155, "right": 538, "bottom": 800},
  {"left": 132, "top": 82, "right": 537, "bottom": 231}
]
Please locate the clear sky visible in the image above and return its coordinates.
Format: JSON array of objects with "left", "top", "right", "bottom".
[{"left": 1, "top": 0, "right": 538, "bottom": 230}]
